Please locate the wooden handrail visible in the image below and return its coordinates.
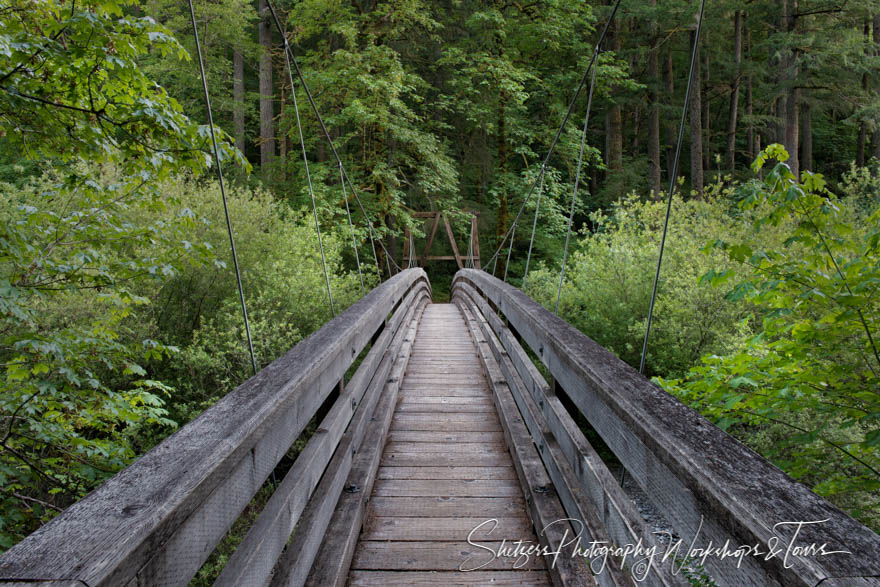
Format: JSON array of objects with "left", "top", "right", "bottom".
[
  {"left": 0, "top": 269, "right": 431, "bottom": 587},
  {"left": 453, "top": 268, "right": 880, "bottom": 586}
]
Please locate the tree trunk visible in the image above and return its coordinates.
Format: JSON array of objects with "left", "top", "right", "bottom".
[
  {"left": 648, "top": 0, "right": 662, "bottom": 196},
  {"left": 664, "top": 51, "right": 677, "bottom": 180},
  {"left": 873, "top": 13, "right": 880, "bottom": 160},
  {"left": 745, "top": 19, "right": 754, "bottom": 162},
  {"left": 783, "top": 0, "right": 799, "bottom": 177},
  {"left": 258, "top": 0, "right": 275, "bottom": 170},
  {"left": 605, "top": 20, "right": 623, "bottom": 174},
  {"left": 726, "top": 11, "right": 742, "bottom": 173},
  {"left": 689, "top": 30, "right": 704, "bottom": 197},
  {"left": 495, "top": 88, "right": 509, "bottom": 277},
  {"left": 801, "top": 102, "right": 812, "bottom": 172},
  {"left": 279, "top": 84, "right": 287, "bottom": 181},
  {"left": 233, "top": 49, "right": 245, "bottom": 153},
  {"left": 605, "top": 108, "right": 623, "bottom": 172},
  {"left": 702, "top": 41, "right": 711, "bottom": 172}
]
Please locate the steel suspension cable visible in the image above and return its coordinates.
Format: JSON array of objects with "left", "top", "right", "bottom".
[
  {"left": 267, "top": 1, "right": 402, "bottom": 281},
  {"left": 639, "top": 0, "right": 707, "bottom": 374},
  {"left": 281, "top": 34, "right": 335, "bottom": 317},
  {"left": 503, "top": 221, "right": 517, "bottom": 282},
  {"left": 555, "top": 59, "right": 598, "bottom": 315},
  {"left": 521, "top": 165, "right": 547, "bottom": 289},
  {"left": 484, "top": 0, "right": 622, "bottom": 271},
  {"left": 340, "top": 161, "right": 365, "bottom": 293},
  {"left": 187, "top": 0, "right": 257, "bottom": 375}
]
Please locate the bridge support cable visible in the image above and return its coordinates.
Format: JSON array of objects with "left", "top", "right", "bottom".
[
  {"left": 267, "top": 1, "right": 404, "bottom": 282},
  {"left": 340, "top": 161, "right": 365, "bottom": 294},
  {"left": 555, "top": 59, "right": 597, "bottom": 315},
  {"left": 521, "top": 165, "right": 546, "bottom": 288},
  {"left": 639, "top": 0, "right": 707, "bottom": 375},
  {"left": 502, "top": 220, "right": 517, "bottom": 282},
  {"left": 484, "top": 0, "right": 622, "bottom": 271},
  {"left": 282, "top": 35, "right": 336, "bottom": 318},
  {"left": 466, "top": 216, "right": 475, "bottom": 269},
  {"left": 187, "top": 0, "right": 257, "bottom": 375}
]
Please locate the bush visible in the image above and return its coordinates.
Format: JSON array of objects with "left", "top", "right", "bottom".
[{"left": 524, "top": 186, "right": 761, "bottom": 378}]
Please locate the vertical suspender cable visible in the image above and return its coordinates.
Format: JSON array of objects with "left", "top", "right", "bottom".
[
  {"left": 639, "top": 0, "right": 707, "bottom": 374},
  {"left": 187, "top": 0, "right": 257, "bottom": 376},
  {"left": 340, "top": 161, "right": 365, "bottom": 293},
  {"left": 522, "top": 165, "right": 546, "bottom": 289},
  {"left": 503, "top": 221, "right": 517, "bottom": 282},
  {"left": 267, "top": 1, "right": 393, "bottom": 281},
  {"left": 555, "top": 59, "right": 598, "bottom": 315},
  {"left": 282, "top": 36, "right": 335, "bottom": 317}
]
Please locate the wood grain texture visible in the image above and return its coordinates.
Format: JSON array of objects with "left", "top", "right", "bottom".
[
  {"left": 216, "top": 290, "right": 427, "bottom": 587},
  {"left": 347, "top": 304, "right": 551, "bottom": 586},
  {"left": 349, "top": 570, "right": 550, "bottom": 586},
  {"left": 453, "top": 268, "right": 880, "bottom": 585},
  {"left": 352, "top": 541, "right": 547, "bottom": 571},
  {"left": 458, "top": 286, "right": 688, "bottom": 586},
  {"left": 362, "top": 517, "right": 535, "bottom": 541},
  {"left": 290, "top": 299, "right": 428, "bottom": 587},
  {"left": 0, "top": 269, "right": 430, "bottom": 587},
  {"left": 459, "top": 303, "right": 597, "bottom": 587}
]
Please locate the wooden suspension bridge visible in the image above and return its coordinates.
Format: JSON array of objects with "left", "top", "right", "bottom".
[{"left": 0, "top": 269, "right": 877, "bottom": 586}]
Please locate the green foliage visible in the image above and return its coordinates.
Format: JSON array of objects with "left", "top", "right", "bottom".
[
  {"left": 0, "top": 0, "right": 245, "bottom": 183},
  {"left": 152, "top": 177, "right": 367, "bottom": 421},
  {"left": 0, "top": 167, "right": 213, "bottom": 547},
  {"left": 660, "top": 146, "right": 880, "bottom": 528},
  {"left": 524, "top": 187, "right": 755, "bottom": 378}
]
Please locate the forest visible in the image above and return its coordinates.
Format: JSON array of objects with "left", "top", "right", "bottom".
[{"left": 0, "top": 0, "right": 878, "bottom": 559}]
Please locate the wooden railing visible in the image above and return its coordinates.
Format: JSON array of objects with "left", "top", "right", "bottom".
[
  {"left": 0, "top": 269, "right": 431, "bottom": 587},
  {"left": 452, "top": 268, "right": 880, "bottom": 587}
]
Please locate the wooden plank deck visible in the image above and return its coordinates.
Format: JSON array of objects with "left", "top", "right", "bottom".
[{"left": 349, "top": 304, "right": 551, "bottom": 586}]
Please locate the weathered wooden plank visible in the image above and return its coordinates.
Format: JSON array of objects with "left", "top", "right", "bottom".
[
  {"left": 458, "top": 286, "right": 686, "bottom": 586},
  {"left": 391, "top": 415, "right": 502, "bottom": 432},
  {"left": 381, "top": 452, "right": 510, "bottom": 467},
  {"left": 368, "top": 497, "right": 525, "bottom": 518},
  {"left": 395, "top": 402, "right": 494, "bottom": 413},
  {"left": 301, "top": 301, "right": 427, "bottom": 587},
  {"left": 387, "top": 430, "right": 505, "bottom": 444},
  {"left": 460, "top": 295, "right": 643, "bottom": 587},
  {"left": 459, "top": 303, "right": 597, "bottom": 587},
  {"left": 0, "top": 270, "right": 430, "bottom": 587},
  {"left": 352, "top": 541, "right": 547, "bottom": 571},
  {"left": 362, "top": 517, "right": 535, "bottom": 541},
  {"left": 349, "top": 570, "right": 550, "bottom": 586},
  {"left": 398, "top": 387, "right": 487, "bottom": 397},
  {"left": 373, "top": 479, "right": 521, "bottom": 497},
  {"left": 376, "top": 466, "right": 518, "bottom": 480},
  {"left": 453, "top": 268, "right": 880, "bottom": 585},
  {"left": 397, "top": 396, "right": 492, "bottom": 406},
  {"left": 382, "top": 442, "right": 505, "bottom": 454},
  {"left": 215, "top": 291, "right": 427, "bottom": 587}
]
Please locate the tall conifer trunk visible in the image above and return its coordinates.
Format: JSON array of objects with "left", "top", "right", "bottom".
[
  {"left": 726, "top": 11, "right": 742, "bottom": 173},
  {"left": 233, "top": 49, "right": 245, "bottom": 153},
  {"left": 801, "top": 102, "right": 812, "bottom": 171},
  {"left": 258, "top": 0, "right": 275, "bottom": 171},
  {"left": 783, "top": 0, "right": 799, "bottom": 177},
  {"left": 745, "top": 18, "right": 755, "bottom": 162},
  {"left": 648, "top": 0, "right": 662, "bottom": 196},
  {"left": 689, "top": 29, "right": 704, "bottom": 197},
  {"left": 873, "top": 14, "right": 880, "bottom": 160},
  {"left": 605, "top": 19, "right": 623, "bottom": 175},
  {"left": 664, "top": 52, "right": 676, "bottom": 181}
]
